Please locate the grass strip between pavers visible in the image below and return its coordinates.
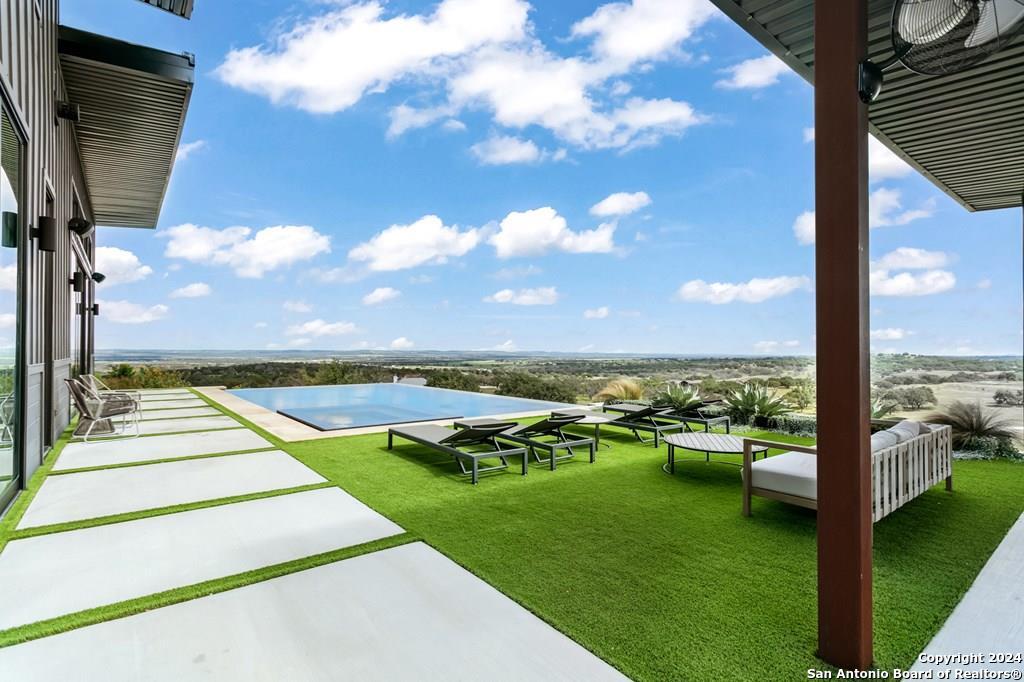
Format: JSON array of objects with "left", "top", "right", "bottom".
[
  {"left": 10, "top": 481, "right": 334, "bottom": 539},
  {"left": 49, "top": 446, "right": 279, "bottom": 476},
  {"left": 0, "top": 531, "right": 418, "bottom": 648}
]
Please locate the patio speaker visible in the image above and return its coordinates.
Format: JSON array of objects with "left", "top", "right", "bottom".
[
  {"left": 859, "top": 0, "right": 1024, "bottom": 102},
  {"left": 31, "top": 216, "right": 57, "bottom": 253}
]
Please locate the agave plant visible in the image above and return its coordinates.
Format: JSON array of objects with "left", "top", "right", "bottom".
[
  {"left": 652, "top": 384, "right": 703, "bottom": 415},
  {"left": 926, "top": 401, "right": 1015, "bottom": 451},
  {"left": 870, "top": 397, "right": 899, "bottom": 419},
  {"left": 724, "top": 383, "right": 791, "bottom": 424},
  {"left": 594, "top": 377, "right": 644, "bottom": 404}
]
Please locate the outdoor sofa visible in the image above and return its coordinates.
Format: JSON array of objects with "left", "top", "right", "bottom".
[
  {"left": 741, "top": 420, "right": 953, "bottom": 522},
  {"left": 454, "top": 415, "right": 596, "bottom": 469},
  {"left": 387, "top": 423, "right": 529, "bottom": 485}
]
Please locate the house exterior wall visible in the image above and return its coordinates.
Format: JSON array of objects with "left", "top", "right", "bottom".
[{"left": 1, "top": 0, "right": 95, "bottom": 488}]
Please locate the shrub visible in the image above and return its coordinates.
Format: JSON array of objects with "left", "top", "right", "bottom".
[
  {"left": 652, "top": 385, "right": 703, "bottom": 414},
  {"left": 761, "top": 414, "right": 818, "bottom": 438},
  {"left": 594, "top": 378, "right": 644, "bottom": 403},
  {"left": 426, "top": 369, "right": 481, "bottom": 393},
  {"left": 881, "top": 386, "right": 936, "bottom": 410},
  {"left": 926, "top": 401, "right": 1018, "bottom": 456},
  {"left": 870, "top": 397, "right": 899, "bottom": 419},
  {"left": 103, "top": 365, "right": 186, "bottom": 389},
  {"left": 992, "top": 389, "right": 1024, "bottom": 407},
  {"left": 786, "top": 383, "right": 815, "bottom": 410},
  {"left": 497, "top": 372, "right": 577, "bottom": 404},
  {"left": 724, "top": 384, "right": 791, "bottom": 424}
]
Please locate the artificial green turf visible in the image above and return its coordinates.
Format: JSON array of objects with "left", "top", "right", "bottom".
[
  {"left": 279, "top": 426, "right": 1024, "bottom": 680},
  {"left": 2, "top": 393, "right": 1021, "bottom": 679}
]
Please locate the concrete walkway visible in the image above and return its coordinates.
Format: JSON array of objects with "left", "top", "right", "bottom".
[
  {"left": 0, "top": 388, "right": 623, "bottom": 680},
  {"left": 912, "top": 512, "right": 1024, "bottom": 675}
]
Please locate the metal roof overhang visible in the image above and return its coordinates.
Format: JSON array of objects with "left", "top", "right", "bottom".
[
  {"left": 58, "top": 26, "right": 194, "bottom": 228},
  {"left": 136, "top": 0, "right": 194, "bottom": 20},
  {"left": 708, "top": 0, "right": 1024, "bottom": 212}
]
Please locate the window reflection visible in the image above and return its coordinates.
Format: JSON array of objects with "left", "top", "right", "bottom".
[{"left": 0, "top": 105, "right": 21, "bottom": 496}]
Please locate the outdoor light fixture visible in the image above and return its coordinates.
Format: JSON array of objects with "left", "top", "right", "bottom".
[
  {"left": 31, "top": 217, "right": 57, "bottom": 252},
  {"left": 91, "top": 272, "right": 106, "bottom": 284},
  {"left": 90, "top": 303, "right": 100, "bottom": 316},
  {"left": 68, "top": 217, "right": 93, "bottom": 237},
  {"left": 70, "top": 272, "right": 85, "bottom": 292},
  {"left": 55, "top": 101, "right": 81, "bottom": 123}
]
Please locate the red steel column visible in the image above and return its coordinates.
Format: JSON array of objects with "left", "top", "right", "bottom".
[{"left": 814, "top": 0, "right": 873, "bottom": 670}]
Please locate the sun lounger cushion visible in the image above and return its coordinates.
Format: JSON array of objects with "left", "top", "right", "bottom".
[
  {"left": 888, "top": 420, "right": 921, "bottom": 443},
  {"left": 749, "top": 451, "right": 818, "bottom": 501},
  {"left": 870, "top": 430, "right": 899, "bottom": 452}
]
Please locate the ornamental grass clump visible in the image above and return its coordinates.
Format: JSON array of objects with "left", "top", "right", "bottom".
[
  {"left": 594, "top": 378, "right": 644, "bottom": 404},
  {"left": 927, "top": 401, "right": 1021, "bottom": 460}
]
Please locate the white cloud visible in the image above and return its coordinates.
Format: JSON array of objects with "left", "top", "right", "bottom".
[
  {"left": 442, "top": 118, "right": 467, "bottom": 132},
  {"left": 870, "top": 328, "right": 911, "bottom": 341},
  {"left": 283, "top": 300, "right": 313, "bottom": 313},
  {"left": 98, "top": 300, "right": 169, "bottom": 324},
  {"left": 254, "top": 321, "right": 268, "bottom": 329},
  {"left": 0, "top": 313, "right": 15, "bottom": 329},
  {"left": 484, "top": 286, "right": 559, "bottom": 305},
  {"left": 753, "top": 339, "right": 800, "bottom": 353},
  {"left": 802, "top": 127, "right": 815, "bottom": 143},
  {"left": 489, "top": 207, "right": 615, "bottom": 258},
  {"left": 491, "top": 339, "right": 518, "bottom": 352},
  {"left": 169, "top": 282, "right": 212, "bottom": 299},
  {"left": 285, "top": 319, "right": 358, "bottom": 337},
  {"left": 161, "top": 223, "right": 330, "bottom": 278},
  {"left": 469, "top": 134, "right": 566, "bottom": 165},
  {"left": 584, "top": 306, "right": 610, "bottom": 319},
  {"left": 869, "top": 137, "right": 914, "bottom": 182},
  {"left": 348, "top": 215, "right": 480, "bottom": 271},
  {"left": 287, "top": 338, "right": 312, "bottom": 348},
  {"left": 676, "top": 275, "right": 811, "bottom": 304},
  {"left": 362, "top": 286, "right": 401, "bottom": 305},
  {"left": 715, "top": 54, "right": 790, "bottom": 90},
  {"left": 870, "top": 269, "right": 956, "bottom": 297},
  {"left": 873, "top": 247, "right": 951, "bottom": 271},
  {"left": 976, "top": 278, "right": 992, "bottom": 290},
  {"left": 216, "top": 0, "right": 530, "bottom": 114},
  {"left": 0, "top": 264, "right": 17, "bottom": 292},
  {"left": 570, "top": 0, "right": 718, "bottom": 68},
  {"left": 217, "top": 0, "right": 712, "bottom": 152},
  {"left": 175, "top": 140, "right": 207, "bottom": 163},
  {"left": 493, "top": 264, "right": 541, "bottom": 280},
  {"left": 793, "top": 190, "right": 934, "bottom": 246},
  {"left": 95, "top": 247, "right": 153, "bottom": 287},
  {"left": 390, "top": 336, "right": 414, "bottom": 350},
  {"left": 792, "top": 211, "right": 816, "bottom": 246},
  {"left": 870, "top": 188, "right": 934, "bottom": 228},
  {"left": 589, "top": 191, "right": 651, "bottom": 217}
]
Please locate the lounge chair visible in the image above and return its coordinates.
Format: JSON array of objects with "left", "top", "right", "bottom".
[
  {"left": 603, "top": 401, "right": 731, "bottom": 434},
  {"left": 65, "top": 378, "right": 140, "bottom": 443},
  {"left": 592, "top": 404, "right": 689, "bottom": 447},
  {"left": 741, "top": 420, "right": 953, "bottom": 522},
  {"left": 455, "top": 415, "right": 596, "bottom": 470},
  {"left": 387, "top": 423, "right": 529, "bottom": 484}
]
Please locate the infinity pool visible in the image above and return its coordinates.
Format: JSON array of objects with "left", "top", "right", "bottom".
[{"left": 229, "top": 383, "right": 573, "bottom": 431}]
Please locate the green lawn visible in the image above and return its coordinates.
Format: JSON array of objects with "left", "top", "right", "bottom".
[
  {"left": 281, "top": 426, "right": 1024, "bottom": 680},
  {"left": 2, "top": 402, "right": 1021, "bottom": 680}
]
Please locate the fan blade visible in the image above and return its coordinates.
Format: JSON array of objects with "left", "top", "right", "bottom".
[
  {"left": 896, "top": 0, "right": 972, "bottom": 44},
  {"left": 965, "top": 0, "right": 1024, "bottom": 47}
]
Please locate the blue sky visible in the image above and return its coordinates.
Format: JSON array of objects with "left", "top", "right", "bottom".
[{"left": 66, "top": 0, "right": 1022, "bottom": 355}]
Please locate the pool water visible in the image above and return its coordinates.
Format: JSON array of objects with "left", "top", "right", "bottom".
[{"left": 229, "top": 383, "right": 573, "bottom": 431}]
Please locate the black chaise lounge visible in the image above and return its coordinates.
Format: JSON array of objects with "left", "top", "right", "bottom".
[
  {"left": 387, "top": 423, "right": 529, "bottom": 484},
  {"left": 454, "top": 415, "right": 596, "bottom": 470},
  {"left": 602, "top": 401, "right": 731, "bottom": 434},
  {"left": 566, "top": 404, "right": 688, "bottom": 447}
]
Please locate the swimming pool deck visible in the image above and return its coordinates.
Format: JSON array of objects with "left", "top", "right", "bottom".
[{"left": 196, "top": 385, "right": 565, "bottom": 442}]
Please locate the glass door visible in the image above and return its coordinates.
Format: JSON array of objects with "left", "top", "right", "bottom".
[{"left": 0, "top": 104, "right": 22, "bottom": 507}]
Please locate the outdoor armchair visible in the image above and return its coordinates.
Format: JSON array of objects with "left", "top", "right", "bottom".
[
  {"left": 81, "top": 374, "right": 141, "bottom": 406},
  {"left": 65, "top": 378, "right": 141, "bottom": 443}
]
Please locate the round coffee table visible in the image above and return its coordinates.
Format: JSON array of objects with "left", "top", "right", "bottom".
[{"left": 662, "top": 433, "right": 769, "bottom": 474}]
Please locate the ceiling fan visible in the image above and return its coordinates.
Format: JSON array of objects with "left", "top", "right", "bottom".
[{"left": 858, "top": 0, "right": 1024, "bottom": 102}]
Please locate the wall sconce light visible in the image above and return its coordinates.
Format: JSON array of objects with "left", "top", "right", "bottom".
[
  {"left": 91, "top": 272, "right": 106, "bottom": 284},
  {"left": 56, "top": 101, "right": 80, "bottom": 123},
  {"left": 31, "top": 217, "right": 57, "bottom": 252},
  {"left": 68, "top": 217, "right": 93, "bottom": 237},
  {"left": 90, "top": 303, "right": 100, "bottom": 316}
]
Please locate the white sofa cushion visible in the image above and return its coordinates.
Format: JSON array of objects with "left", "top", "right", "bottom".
[
  {"left": 889, "top": 420, "right": 921, "bottom": 443},
  {"left": 871, "top": 430, "right": 899, "bottom": 452},
  {"left": 748, "top": 452, "right": 818, "bottom": 501}
]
